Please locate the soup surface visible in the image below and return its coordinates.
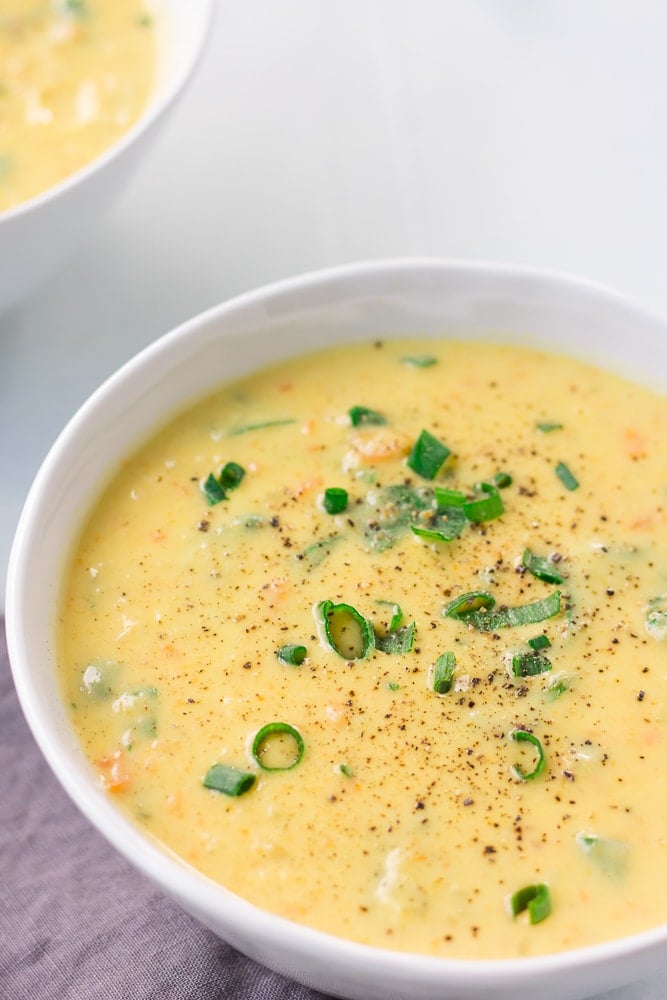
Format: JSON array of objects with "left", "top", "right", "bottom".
[
  {"left": 0, "top": 0, "right": 157, "bottom": 213},
  {"left": 59, "top": 339, "right": 667, "bottom": 959}
]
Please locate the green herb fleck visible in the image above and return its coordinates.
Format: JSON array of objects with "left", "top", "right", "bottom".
[
  {"left": 431, "top": 652, "right": 456, "bottom": 694},
  {"left": 407, "top": 429, "right": 451, "bottom": 480},
  {"left": 555, "top": 461, "right": 579, "bottom": 490},
  {"left": 401, "top": 355, "right": 437, "bottom": 368},
  {"left": 510, "top": 883, "right": 551, "bottom": 924},
  {"left": 203, "top": 763, "right": 256, "bottom": 797},
  {"left": 322, "top": 487, "right": 348, "bottom": 514},
  {"left": 348, "top": 406, "right": 387, "bottom": 427}
]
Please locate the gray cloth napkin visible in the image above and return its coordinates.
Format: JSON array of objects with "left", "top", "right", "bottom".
[{"left": 0, "top": 620, "right": 332, "bottom": 1000}]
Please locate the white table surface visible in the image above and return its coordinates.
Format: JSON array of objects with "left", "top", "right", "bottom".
[{"left": 2, "top": 4, "right": 667, "bottom": 995}]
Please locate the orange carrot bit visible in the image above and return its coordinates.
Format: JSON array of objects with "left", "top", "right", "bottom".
[
  {"left": 98, "top": 752, "right": 130, "bottom": 793},
  {"left": 287, "top": 476, "right": 323, "bottom": 500},
  {"left": 345, "top": 428, "right": 411, "bottom": 466},
  {"left": 624, "top": 428, "right": 647, "bottom": 461}
]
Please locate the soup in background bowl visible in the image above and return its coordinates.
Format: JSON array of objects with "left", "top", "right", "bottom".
[
  {"left": 7, "top": 259, "right": 667, "bottom": 1000},
  {"left": 0, "top": 0, "right": 212, "bottom": 311}
]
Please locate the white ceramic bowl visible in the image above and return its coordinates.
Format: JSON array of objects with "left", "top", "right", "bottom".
[
  {"left": 0, "top": 0, "right": 213, "bottom": 313},
  {"left": 7, "top": 260, "right": 667, "bottom": 1000}
]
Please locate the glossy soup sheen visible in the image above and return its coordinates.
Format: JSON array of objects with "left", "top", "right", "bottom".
[
  {"left": 59, "top": 339, "right": 667, "bottom": 959},
  {"left": 0, "top": 0, "right": 156, "bottom": 213}
]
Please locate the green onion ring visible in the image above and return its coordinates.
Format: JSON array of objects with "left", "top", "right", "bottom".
[
  {"left": 251, "top": 722, "right": 305, "bottom": 772},
  {"left": 510, "top": 728, "right": 546, "bottom": 781}
]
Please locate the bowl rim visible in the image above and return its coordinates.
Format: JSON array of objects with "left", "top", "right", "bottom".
[
  {"left": 7, "top": 256, "right": 667, "bottom": 991},
  {"left": 0, "top": 0, "right": 214, "bottom": 224}
]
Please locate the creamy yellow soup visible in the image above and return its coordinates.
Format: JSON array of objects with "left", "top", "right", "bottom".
[
  {"left": 0, "top": 0, "right": 157, "bottom": 213},
  {"left": 59, "top": 340, "right": 667, "bottom": 960}
]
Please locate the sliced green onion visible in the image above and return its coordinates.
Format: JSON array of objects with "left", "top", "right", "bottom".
[
  {"left": 463, "top": 482, "right": 504, "bottom": 523},
  {"left": 454, "top": 591, "right": 561, "bottom": 632},
  {"left": 510, "top": 729, "right": 546, "bottom": 781},
  {"left": 387, "top": 681, "right": 400, "bottom": 691},
  {"left": 315, "top": 600, "right": 375, "bottom": 659},
  {"left": 401, "top": 355, "right": 437, "bottom": 368},
  {"left": 375, "top": 600, "right": 403, "bottom": 632},
  {"left": 576, "top": 832, "right": 629, "bottom": 878},
  {"left": 536, "top": 421, "right": 563, "bottom": 433},
  {"left": 375, "top": 621, "right": 416, "bottom": 654},
  {"left": 251, "top": 722, "right": 305, "bottom": 772},
  {"left": 443, "top": 591, "right": 496, "bottom": 619},
  {"left": 522, "top": 548, "right": 565, "bottom": 584},
  {"left": 229, "top": 418, "right": 296, "bottom": 435},
  {"left": 510, "top": 883, "right": 551, "bottom": 924},
  {"left": 65, "top": 0, "right": 87, "bottom": 15},
  {"left": 528, "top": 634, "right": 551, "bottom": 651},
  {"left": 511, "top": 652, "right": 552, "bottom": 677},
  {"left": 219, "top": 461, "right": 245, "bottom": 491},
  {"left": 431, "top": 652, "right": 456, "bottom": 694},
  {"left": 434, "top": 486, "right": 467, "bottom": 507},
  {"left": 407, "top": 429, "right": 451, "bottom": 480},
  {"left": 297, "top": 535, "right": 340, "bottom": 570},
  {"left": 203, "top": 763, "right": 256, "bottom": 796},
  {"left": 492, "top": 472, "right": 513, "bottom": 489},
  {"left": 411, "top": 505, "right": 466, "bottom": 543},
  {"left": 322, "top": 487, "right": 348, "bottom": 514},
  {"left": 555, "top": 461, "right": 579, "bottom": 491},
  {"left": 277, "top": 644, "right": 307, "bottom": 666},
  {"left": 201, "top": 472, "right": 226, "bottom": 506},
  {"left": 348, "top": 405, "right": 387, "bottom": 427},
  {"left": 545, "top": 675, "right": 569, "bottom": 700}
]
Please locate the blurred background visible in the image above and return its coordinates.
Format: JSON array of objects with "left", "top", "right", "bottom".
[{"left": 3, "top": 0, "right": 667, "bottom": 591}]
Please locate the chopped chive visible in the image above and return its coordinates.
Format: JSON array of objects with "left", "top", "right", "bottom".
[
  {"left": 434, "top": 486, "right": 468, "bottom": 507},
  {"left": 545, "top": 675, "right": 570, "bottom": 700},
  {"left": 375, "top": 621, "right": 416, "bottom": 654},
  {"left": 522, "top": 548, "right": 565, "bottom": 584},
  {"left": 443, "top": 591, "right": 496, "bottom": 619},
  {"left": 277, "top": 644, "right": 307, "bottom": 666},
  {"left": 492, "top": 471, "right": 513, "bottom": 489},
  {"left": 528, "top": 634, "right": 551, "bottom": 651},
  {"left": 431, "top": 652, "right": 456, "bottom": 694},
  {"left": 510, "top": 729, "right": 546, "bottom": 781},
  {"left": 65, "top": 0, "right": 87, "bottom": 14},
  {"left": 375, "top": 600, "right": 403, "bottom": 632},
  {"left": 315, "top": 600, "right": 375, "bottom": 659},
  {"left": 322, "top": 487, "right": 348, "bottom": 514},
  {"left": 203, "top": 763, "right": 256, "bottom": 797},
  {"left": 348, "top": 405, "right": 387, "bottom": 427},
  {"left": 555, "top": 461, "right": 579, "bottom": 490},
  {"left": 297, "top": 535, "right": 340, "bottom": 570},
  {"left": 201, "top": 472, "right": 226, "bottom": 506},
  {"left": 576, "top": 832, "right": 629, "bottom": 878},
  {"left": 510, "top": 883, "right": 551, "bottom": 924},
  {"left": 338, "top": 763, "right": 353, "bottom": 777},
  {"left": 219, "top": 461, "right": 245, "bottom": 491},
  {"left": 401, "top": 355, "right": 437, "bottom": 368},
  {"left": 451, "top": 591, "right": 561, "bottom": 632},
  {"left": 463, "top": 482, "right": 504, "bottom": 523},
  {"left": 387, "top": 681, "right": 400, "bottom": 691},
  {"left": 251, "top": 722, "right": 305, "bottom": 772},
  {"left": 511, "top": 652, "right": 552, "bottom": 677},
  {"left": 407, "top": 430, "right": 451, "bottom": 480},
  {"left": 229, "top": 419, "right": 296, "bottom": 436},
  {"left": 536, "top": 421, "right": 563, "bottom": 433},
  {"left": 410, "top": 505, "right": 467, "bottom": 543}
]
